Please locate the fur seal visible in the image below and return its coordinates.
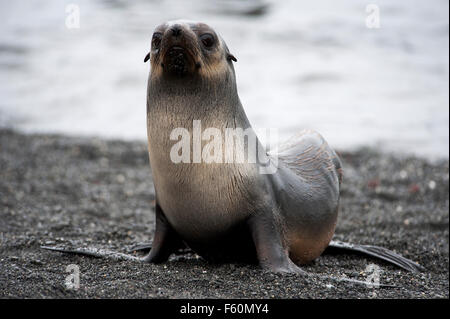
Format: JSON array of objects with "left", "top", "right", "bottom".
[
  {"left": 42, "top": 20, "right": 424, "bottom": 276},
  {"left": 141, "top": 20, "right": 424, "bottom": 273}
]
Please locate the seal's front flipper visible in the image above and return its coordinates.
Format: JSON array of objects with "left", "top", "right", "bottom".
[
  {"left": 142, "top": 203, "right": 184, "bottom": 263},
  {"left": 128, "top": 243, "right": 153, "bottom": 253},
  {"left": 41, "top": 246, "right": 140, "bottom": 261},
  {"left": 326, "top": 240, "right": 425, "bottom": 273},
  {"left": 129, "top": 242, "right": 190, "bottom": 256},
  {"left": 247, "top": 210, "right": 305, "bottom": 274}
]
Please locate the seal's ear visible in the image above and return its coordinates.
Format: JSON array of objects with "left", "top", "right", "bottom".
[
  {"left": 144, "top": 52, "right": 150, "bottom": 63},
  {"left": 227, "top": 53, "right": 237, "bottom": 62}
]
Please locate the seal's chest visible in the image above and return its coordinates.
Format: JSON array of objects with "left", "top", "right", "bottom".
[{"left": 154, "top": 163, "right": 256, "bottom": 239}]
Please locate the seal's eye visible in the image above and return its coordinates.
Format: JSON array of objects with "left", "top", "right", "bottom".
[
  {"left": 152, "top": 33, "right": 162, "bottom": 48},
  {"left": 200, "top": 33, "right": 215, "bottom": 48}
]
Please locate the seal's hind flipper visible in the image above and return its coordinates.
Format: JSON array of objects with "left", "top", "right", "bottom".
[
  {"left": 41, "top": 246, "right": 140, "bottom": 262},
  {"left": 326, "top": 241, "right": 425, "bottom": 273}
]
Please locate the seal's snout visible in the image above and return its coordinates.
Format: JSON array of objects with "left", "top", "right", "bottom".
[
  {"left": 159, "top": 25, "right": 198, "bottom": 77},
  {"left": 170, "top": 25, "right": 182, "bottom": 37}
]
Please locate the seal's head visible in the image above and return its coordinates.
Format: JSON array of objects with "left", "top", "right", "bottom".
[{"left": 144, "top": 20, "right": 237, "bottom": 79}]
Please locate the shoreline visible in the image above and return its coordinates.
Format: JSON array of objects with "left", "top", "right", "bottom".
[
  {"left": 0, "top": 129, "right": 448, "bottom": 298},
  {"left": 4, "top": 126, "right": 449, "bottom": 164}
]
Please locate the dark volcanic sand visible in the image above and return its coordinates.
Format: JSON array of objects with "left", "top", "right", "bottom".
[{"left": 0, "top": 129, "right": 448, "bottom": 298}]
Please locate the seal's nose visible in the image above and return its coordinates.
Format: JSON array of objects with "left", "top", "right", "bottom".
[{"left": 170, "top": 25, "right": 182, "bottom": 37}]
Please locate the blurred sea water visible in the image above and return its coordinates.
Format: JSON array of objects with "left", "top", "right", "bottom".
[{"left": 0, "top": 0, "right": 448, "bottom": 159}]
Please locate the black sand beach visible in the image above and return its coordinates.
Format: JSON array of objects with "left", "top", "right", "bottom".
[{"left": 0, "top": 129, "right": 448, "bottom": 298}]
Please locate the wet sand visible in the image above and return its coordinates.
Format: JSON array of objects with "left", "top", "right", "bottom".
[{"left": 0, "top": 129, "right": 448, "bottom": 298}]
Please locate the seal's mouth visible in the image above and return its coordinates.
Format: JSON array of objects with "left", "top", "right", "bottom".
[{"left": 162, "top": 45, "right": 199, "bottom": 77}]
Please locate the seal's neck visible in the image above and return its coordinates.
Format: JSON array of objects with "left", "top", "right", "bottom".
[{"left": 147, "top": 73, "right": 250, "bottom": 129}]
